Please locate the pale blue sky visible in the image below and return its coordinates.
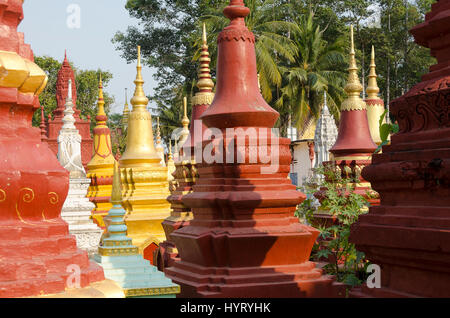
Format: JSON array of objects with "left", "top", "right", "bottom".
[{"left": 19, "top": 0, "right": 158, "bottom": 114}]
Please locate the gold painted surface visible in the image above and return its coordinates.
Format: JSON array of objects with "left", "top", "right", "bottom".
[
  {"left": 366, "top": 46, "right": 388, "bottom": 145},
  {"left": 179, "top": 96, "right": 190, "bottom": 147},
  {"left": 341, "top": 26, "right": 366, "bottom": 112},
  {"left": 0, "top": 50, "right": 47, "bottom": 95},
  {"left": 120, "top": 46, "right": 171, "bottom": 253},
  {"left": 124, "top": 285, "right": 180, "bottom": 297},
  {"left": 192, "top": 23, "right": 215, "bottom": 106}
]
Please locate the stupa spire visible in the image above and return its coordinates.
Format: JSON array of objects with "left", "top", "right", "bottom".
[
  {"left": 61, "top": 79, "right": 76, "bottom": 130},
  {"left": 120, "top": 46, "right": 159, "bottom": 161},
  {"left": 367, "top": 46, "right": 380, "bottom": 99},
  {"left": 122, "top": 88, "right": 129, "bottom": 128},
  {"left": 40, "top": 105, "right": 48, "bottom": 141},
  {"left": 341, "top": 25, "right": 365, "bottom": 112},
  {"left": 329, "top": 25, "right": 377, "bottom": 157},
  {"left": 86, "top": 75, "right": 117, "bottom": 228},
  {"left": 365, "top": 45, "right": 386, "bottom": 145},
  {"left": 178, "top": 97, "right": 190, "bottom": 148},
  {"left": 194, "top": 23, "right": 215, "bottom": 96},
  {"left": 155, "top": 116, "right": 166, "bottom": 166}
]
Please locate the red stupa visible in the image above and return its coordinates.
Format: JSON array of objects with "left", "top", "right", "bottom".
[
  {"left": 44, "top": 52, "right": 93, "bottom": 168},
  {"left": 0, "top": 0, "right": 109, "bottom": 298},
  {"left": 164, "top": 0, "right": 342, "bottom": 298},
  {"left": 350, "top": 0, "right": 450, "bottom": 297}
]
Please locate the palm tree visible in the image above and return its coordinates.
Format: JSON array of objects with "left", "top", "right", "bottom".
[
  {"left": 198, "top": 0, "right": 297, "bottom": 102},
  {"left": 275, "top": 10, "right": 347, "bottom": 130}
]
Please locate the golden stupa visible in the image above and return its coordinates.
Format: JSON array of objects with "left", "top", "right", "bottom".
[
  {"left": 119, "top": 46, "right": 171, "bottom": 260},
  {"left": 365, "top": 45, "right": 387, "bottom": 145},
  {"left": 86, "top": 75, "right": 117, "bottom": 228}
]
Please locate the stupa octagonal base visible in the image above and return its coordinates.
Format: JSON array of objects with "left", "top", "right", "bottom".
[
  {"left": 166, "top": 261, "right": 340, "bottom": 298},
  {"left": 0, "top": 220, "right": 105, "bottom": 298}
]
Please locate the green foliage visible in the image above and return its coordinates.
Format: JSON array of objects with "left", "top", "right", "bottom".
[
  {"left": 114, "top": 0, "right": 436, "bottom": 138},
  {"left": 297, "top": 165, "right": 371, "bottom": 286},
  {"left": 275, "top": 10, "right": 347, "bottom": 129},
  {"left": 374, "top": 109, "right": 399, "bottom": 153},
  {"left": 33, "top": 56, "right": 114, "bottom": 133}
]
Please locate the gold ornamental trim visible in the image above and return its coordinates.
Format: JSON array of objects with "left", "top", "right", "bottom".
[
  {"left": 341, "top": 99, "right": 367, "bottom": 111},
  {"left": 124, "top": 285, "right": 180, "bottom": 297},
  {"left": 98, "top": 246, "right": 139, "bottom": 256},
  {"left": 192, "top": 93, "right": 214, "bottom": 106}
]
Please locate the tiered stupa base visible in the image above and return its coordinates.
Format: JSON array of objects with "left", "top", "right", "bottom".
[
  {"left": 94, "top": 254, "right": 180, "bottom": 298},
  {"left": 61, "top": 178, "right": 103, "bottom": 257},
  {"left": 0, "top": 220, "right": 118, "bottom": 298},
  {"left": 167, "top": 260, "right": 343, "bottom": 298}
]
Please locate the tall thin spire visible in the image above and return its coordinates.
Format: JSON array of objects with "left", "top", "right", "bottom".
[
  {"left": 155, "top": 116, "right": 165, "bottom": 166},
  {"left": 367, "top": 45, "right": 380, "bottom": 100},
  {"left": 178, "top": 96, "right": 190, "bottom": 148},
  {"left": 61, "top": 79, "right": 76, "bottom": 130},
  {"left": 110, "top": 161, "right": 122, "bottom": 205},
  {"left": 341, "top": 25, "right": 366, "bottom": 112},
  {"left": 122, "top": 88, "right": 129, "bottom": 128},
  {"left": 40, "top": 105, "right": 47, "bottom": 141},
  {"left": 96, "top": 73, "right": 107, "bottom": 124},
  {"left": 365, "top": 45, "right": 386, "bottom": 145}
]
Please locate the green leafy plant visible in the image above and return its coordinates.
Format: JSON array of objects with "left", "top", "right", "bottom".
[
  {"left": 375, "top": 109, "right": 399, "bottom": 154},
  {"left": 296, "top": 165, "right": 371, "bottom": 287}
]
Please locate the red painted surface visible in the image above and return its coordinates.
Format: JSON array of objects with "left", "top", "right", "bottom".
[
  {"left": 0, "top": 0, "right": 104, "bottom": 298},
  {"left": 350, "top": 0, "right": 450, "bottom": 297},
  {"left": 164, "top": 0, "right": 343, "bottom": 298},
  {"left": 44, "top": 53, "right": 93, "bottom": 168}
]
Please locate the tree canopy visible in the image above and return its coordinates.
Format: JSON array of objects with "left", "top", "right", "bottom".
[
  {"left": 113, "top": 0, "right": 436, "bottom": 142},
  {"left": 33, "top": 55, "right": 114, "bottom": 132}
]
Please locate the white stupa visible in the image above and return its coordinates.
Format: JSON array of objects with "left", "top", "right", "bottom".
[
  {"left": 57, "top": 79, "right": 102, "bottom": 257},
  {"left": 313, "top": 91, "right": 338, "bottom": 170}
]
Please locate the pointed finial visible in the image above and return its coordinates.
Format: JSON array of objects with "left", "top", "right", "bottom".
[
  {"left": 182, "top": 97, "right": 190, "bottom": 128},
  {"left": 130, "top": 45, "right": 149, "bottom": 108},
  {"left": 40, "top": 105, "right": 47, "bottom": 140},
  {"left": 95, "top": 74, "right": 106, "bottom": 123},
  {"left": 341, "top": 25, "right": 365, "bottom": 111},
  {"left": 110, "top": 161, "right": 122, "bottom": 204},
  {"left": 202, "top": 22, "right": 207, "bottom": 45},
  {"left": 193, "top": 24, "right": 215, "bottom": 103},
  {"left": 64, "top": 49, "right": 67, "bottom": 61},
  {"left": 156, "top": 116, "right": 162, "bottom": 142},
  {"left": 367, "top": 45, "right": 380, "bottom": 99},
  {"left": 125, "top": 88, "right": 128, "bottom": 106}
]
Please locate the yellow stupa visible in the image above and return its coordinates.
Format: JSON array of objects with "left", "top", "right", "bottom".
[
  {"left": 119, "top": 46, "right": 171, "bottom": 261},
  {"left": 365, "top": 45, "right": 388, "bottom": 145},
  {"left": 86, "top": 75, "right": 117, "bottom": 228}
]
